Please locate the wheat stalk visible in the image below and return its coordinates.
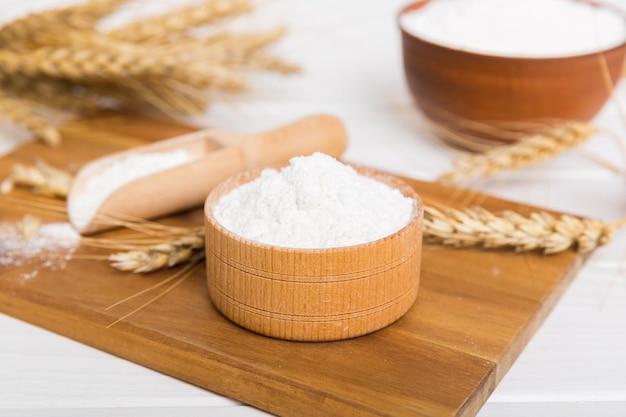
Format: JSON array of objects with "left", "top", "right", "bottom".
[
  {"left": 108, "top": 228, "right": 205, "bottom": 273},
  {"left": 423, "top": 205, "right": 618, "bottom": 254},
  {"left": 438, "top": 121, "right": 598, "bottom": 184},
  {"left": 1, "top": 159, "right": 73, "bottom": 198}
]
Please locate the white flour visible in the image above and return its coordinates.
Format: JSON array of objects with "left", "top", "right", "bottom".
[
  {"left": 68, "top": 149, "right": 192, "bottom": 231},
  {"left": 213, "top": 153, "right": 415, "bottom": 249},
  {"left": 0, "top": 222, "right": 80, "bottom": 275},
  {"left": 400, "top": 0, "right": 626, "bottom": 58}
]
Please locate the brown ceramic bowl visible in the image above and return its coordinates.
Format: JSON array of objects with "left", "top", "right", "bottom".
[
  {"left": 399, "top": 0, "right": 626, "bottom": 150},
  {"left": 204, "top": 166, "right": 423, "bottom": 342}
]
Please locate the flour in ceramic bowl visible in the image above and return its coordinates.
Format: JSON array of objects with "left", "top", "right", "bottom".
[
  {"left": 68, "top": 149, "right": 193, "bottom": 231},
  {"left": 400, "top": 0, "right": 626, "bottom": 58},
  {"left": 213, "top": 153, "right": 415, "bottom": 249}
]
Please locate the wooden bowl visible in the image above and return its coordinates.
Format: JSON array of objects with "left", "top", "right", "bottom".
[
  {"left": 399, "top": 0, "right": 626, "bottom": 150},
  {"left": 204, "top": 167, "right": 423, "bottom": 342}
]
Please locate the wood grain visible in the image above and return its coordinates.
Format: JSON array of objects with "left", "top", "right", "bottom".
[{"left": 0, "top": 113, "right": 589, "bottom": 417}]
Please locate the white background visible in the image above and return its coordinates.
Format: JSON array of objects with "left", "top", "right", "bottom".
[{"left": 1, "top": 0, "right": 626, "bottom": 416}]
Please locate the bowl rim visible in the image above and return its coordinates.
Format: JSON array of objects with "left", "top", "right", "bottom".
[
  {"left": 397, "top": 0, "right": 626, "bottom": 61},
  {"left": 204, "top": 165, "right": 424, "bottom": 254}
]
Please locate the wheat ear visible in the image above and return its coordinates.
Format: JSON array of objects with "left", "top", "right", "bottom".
[
  {"left": 423, "top": 205, "right": 617, "bottom": 254},
  {"left": 0, "top": 0, "right": 128, "bottom": 50},
  {"left": 1, "top": 159, "right": 72, "bottom": 198},
  {"left": 1, "top": 75, "right": 101, "bottom": 115},
  {"left": 0, "top": 94, "right": 60, "bottom": 146},
  {"left": 108, "top": 201, "right": 622, "bottom": 274},
  {"left": 108, "top": 228, "right": 205, "bottom": 273},
  {"left": 438, "top": 121, "right": 598, "bottom": 184},
  {"left": 108, "top": 0, "right": 252, "bottom": 44}
]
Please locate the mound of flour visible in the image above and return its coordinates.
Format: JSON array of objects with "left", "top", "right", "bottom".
[{"left": 213, "top": 153, "right": 415, "bottom": 249}]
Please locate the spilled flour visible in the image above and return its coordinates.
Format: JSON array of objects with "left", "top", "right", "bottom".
[{"left": 0, "top": 221, "right": 80, "bottom": 279}]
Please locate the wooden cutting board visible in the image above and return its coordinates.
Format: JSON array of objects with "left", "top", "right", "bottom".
[{"left": 0, "top": 113, "right": 589, "bottom": 417}]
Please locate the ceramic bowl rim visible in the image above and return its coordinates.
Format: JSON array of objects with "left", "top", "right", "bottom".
[{"left": 397, "top": 0, "right": 626, "bottom": 62}]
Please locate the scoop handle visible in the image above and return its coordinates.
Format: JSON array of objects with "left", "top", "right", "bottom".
[
  {"left": 184, "top": 113, "right": 348, "bottom": 199},
  {"left": 237, "top": 114, "right": 348, "bottom": 167}
]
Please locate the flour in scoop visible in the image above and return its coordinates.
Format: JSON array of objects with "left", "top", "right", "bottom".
[
  {"left": 68, "top": 149, "right": 192, "bottom": 231},
  {"left": 400, "top": 0, "right": 626, "bottom": 58},
  {"left": 213, "top": 153, "right": 415, "bottom": 249}
]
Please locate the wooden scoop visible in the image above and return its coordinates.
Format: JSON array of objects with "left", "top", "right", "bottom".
[{"left": 67, "top": 114, "right": 348, "bottom": 235}]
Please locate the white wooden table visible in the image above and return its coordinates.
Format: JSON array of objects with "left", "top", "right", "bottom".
[{"left": 1, "top": 1, "right": 625, "bottom": 416}]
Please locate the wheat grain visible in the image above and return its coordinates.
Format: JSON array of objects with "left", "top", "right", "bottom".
[
  {"left": 16, "top": 214, "right": 42, "bottom": 239},
  {"left": 108, "top": 228, "right": 205, "bottom": 273},
  {"left": 438, "top": 121, "right": 598, "bottom": 184},
  {"left": 1, "top": 160, "right": 73, "bottom": 198},
  {"left": 423, "top": 205, "right": 615, "bottom": 254}
]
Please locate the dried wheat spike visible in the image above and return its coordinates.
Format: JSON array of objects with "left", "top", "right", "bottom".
[
  {"left": 0, "top": 0, "right": 296, "bottom": 137},
  {"left": 109, "top": 228, "right": 206, "bottom": 273},
  {"left": 0, "top": 0, "right": 128, "bottom": 50},
  {"left": 0, "top": 48, "right": 176, "bottom": 80},
  {"left": 22, "top": 29, "right": 138, "bottom": 53},
  {"left": 109, "top": 0, "right": 252, "bottom": 44},
  {"left": 242, "top": 53, "right": 301, "bottom": 74},
  {"left": 0, "top": 48, "right": 248, "bottom": 93},
  {"left": 195, "top": 29, "right": 300, "bottom": 73},
  {"left": 0, "top": 94, "right": 60, "bottom": 146},
  {"left": 85, "top": 79, "right": 208, "bottom": 115},
  {"left": 199, "top": 29, "right": 287, "bottom": 55},
  {"left": 1, "top": 75, "right": 101, "bottom": 115},
  {"left": 1, "top": 159, "right": 73, "bottom": 198},
  {"left": 423, "top": 205, "right": 614, "bottom": 254},
  {"left": 438, "top": 121, "right": 598, "bottom": 184}
]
